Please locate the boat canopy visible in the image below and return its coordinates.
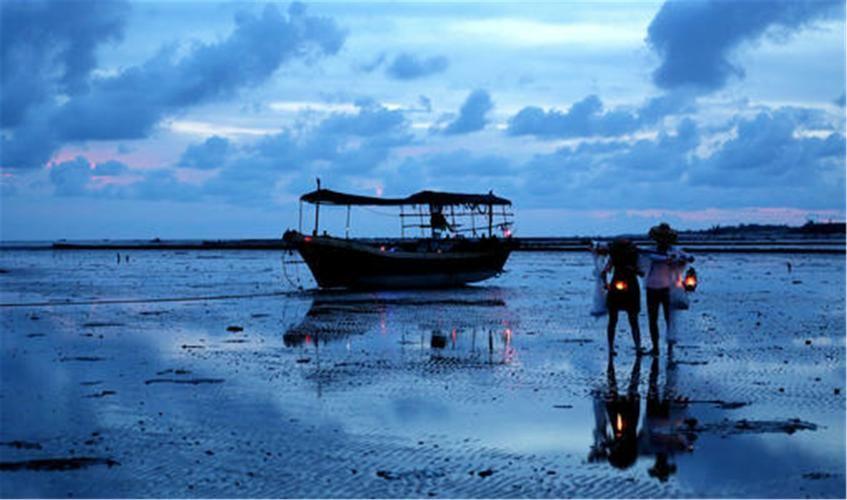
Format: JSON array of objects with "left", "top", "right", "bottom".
[
  {"left": 300, "top": 188, "right": 404, "bottom": 206},
  {"left": 300, "top": 188, "right": 511, "bottom": 207}
]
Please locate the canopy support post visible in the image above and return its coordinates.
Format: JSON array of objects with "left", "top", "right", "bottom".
[
  {"left": 345, "top": 205, "right": 351, "bottom": 239},
  {"left": 488, "top": 204, "right": 493, "bottom": 237},
  {"left": 298, "top": 201, "right": 303, "bottom": 233},
  {"left": 313, "top": 178, "right": 321, "bottom": 236},
  {"left": 313, "top": 202, "right": 320, "bottom": 236},
  {"left": 400, "top": 205, "right": 405, "bottom": 238}
]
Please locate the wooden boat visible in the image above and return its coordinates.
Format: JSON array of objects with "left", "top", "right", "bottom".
[{"left": 283, "top": 183, "right": 514, "bottom": 289}]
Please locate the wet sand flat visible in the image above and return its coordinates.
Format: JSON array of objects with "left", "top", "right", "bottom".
[{"left": 0, "top": 250, "right": 844, "bottom": 498}]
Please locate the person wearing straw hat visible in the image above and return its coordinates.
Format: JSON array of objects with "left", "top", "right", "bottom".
[{"left": 643, "top": 223, "right": 693, "bottom": 355}]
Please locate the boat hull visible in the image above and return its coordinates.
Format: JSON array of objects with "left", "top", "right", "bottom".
[{"left": 284, "top": 233, "right": 512, "bottom": 289}]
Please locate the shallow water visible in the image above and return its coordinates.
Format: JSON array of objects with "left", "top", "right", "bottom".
[{"left": 0, "top": 250, "right": 844, "bottom": 497}]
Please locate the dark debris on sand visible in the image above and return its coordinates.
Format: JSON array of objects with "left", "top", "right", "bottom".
[
  {"left": 803, "top": 472, "right": 837, "bottom": 480},
  {"left": 693, "top": 418, "right": 818, "bottom": 435},
  {"left": 0, "top": 441, "right": 42, "bottom": 450},
  {"left": 144, "top": 378, "right": 224, "bottom": 385},
  {"left": 0, "top": 457, "right": 119, "bottom": 471},
  {"left": 84, "top": 390, "right": 117, "bottom": 398}
]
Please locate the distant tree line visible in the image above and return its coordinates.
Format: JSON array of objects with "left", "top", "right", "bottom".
[{"left": 689, "top": 220, "right": 845, "bottom": 236}]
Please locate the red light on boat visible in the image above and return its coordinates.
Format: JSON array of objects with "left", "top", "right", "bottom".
[
  {"left": 303, "top": 236, "right": 312, "bottom": 243},
  {"left": 613, "top": 280, "right": 627, "bottom": 291}
]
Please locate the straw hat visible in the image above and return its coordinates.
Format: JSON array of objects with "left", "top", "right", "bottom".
[{"left": 649, "top": 222, "right": 678, "bottom": 244}]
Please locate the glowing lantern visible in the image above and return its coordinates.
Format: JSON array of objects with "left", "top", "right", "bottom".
[
  {"left": 683, "top": 267, "right": 698, "bottom": 292},
  {"left": 613, "top": 280, "right": 628, "bottom": 291},
  {"left": 503, "top": 228, "right": 512, "bottom": 238},
  {"left": 379, "top": 245, "right": 386, "bottom": 252}
]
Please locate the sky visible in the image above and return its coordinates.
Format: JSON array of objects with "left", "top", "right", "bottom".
[{"left": 1, "top": 0, "right": 845, "bottom": 239}]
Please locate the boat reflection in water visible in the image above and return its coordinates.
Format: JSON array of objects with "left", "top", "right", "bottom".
[
  {"left": 589, "top": 354, "right": 696, "bottom": 481},
  {"left": 427, "top": 326, "right": 515, "bottom": 365},
  {"left": 282, "top": 293, "right": 518, "bottom": 372},
  {"left": 282, "top": 297, "right": 385, "bottom": 348}
]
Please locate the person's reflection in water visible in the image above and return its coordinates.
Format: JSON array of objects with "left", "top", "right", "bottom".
[
  {"left": 589, "top": 354, "right": 695, "bottom": 479},
  {"left": 430, "top": 330, "right": 448, "bottom": 350},
  {"left": 589, "top": 356, "right": 641, "bottom": 469},
  {"left": 639, "top": 355, "right": 694, "bottom": 482}
]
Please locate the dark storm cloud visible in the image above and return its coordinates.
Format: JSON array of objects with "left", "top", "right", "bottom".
[
  {"left": 1, "top": 2, "right": 347, "bottom": 169},
  {"left": 647, "top": 0, "right": 843, "bottom": 92},
  {"left": 507, "top": 93, "right": 691, "bottom": 140},
  {"left": 437, "top": 89, "right": 494, "bottom": 135},
  {"left": 385, "top": 53, "right": 449, "bottom": 80}
]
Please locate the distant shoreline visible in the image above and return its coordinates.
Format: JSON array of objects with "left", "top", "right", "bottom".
[{"left": 0, "top": 236, "right": 843, "bottom": 254}]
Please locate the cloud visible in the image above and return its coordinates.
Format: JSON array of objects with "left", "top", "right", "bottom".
[
  {"left": 438, "top": 89, "right": 494, "bottom": 135},
  {"left": 507, "top": 93, "right": 690, "bottom": 140},
  {"left": 48, "top": 156, "right": 130, "bottom": 196},
  {"left": 690, "top": 109, "right": 845, "bottom": 187},
  {"left": 196, "top": 100, "right": 414, "bottom": 204},
  {"left": 385, "top": 53, "right": 448, "bottom": 80},
  {"left": 55, "top": 3, "right": 346, "bottom": 141},
  {"left": 28, "top": 87, "right": 845, "bottom": 219},
  {"left": 647, "top": 0, "right": 843, "bottom": 92},
  {"left": 520, "top": 118, "right": 699, "bottom": 200},
  {"left": 417, "top": 95, "right": 433, "bottom": 113},
  {"left": 1, "top": 2, "right": 346, "bottom": 169},
  {"left": 315, "top": 98, "right": 405, "bottom": 136},
  {"left": 356, "top": 52, "right": 386, "bottom": 72},
  {"left": 0, "top": 0, "right": 129, "bottom": 128},
  {"left": 402, "top": 149, "right": 513, "bottom": 178},
  {"left": 515, "top": 104, "right": 844, "bottom": 211},
  {"left": 178, "top": 136, "right": 232, "bottom": 170}
]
